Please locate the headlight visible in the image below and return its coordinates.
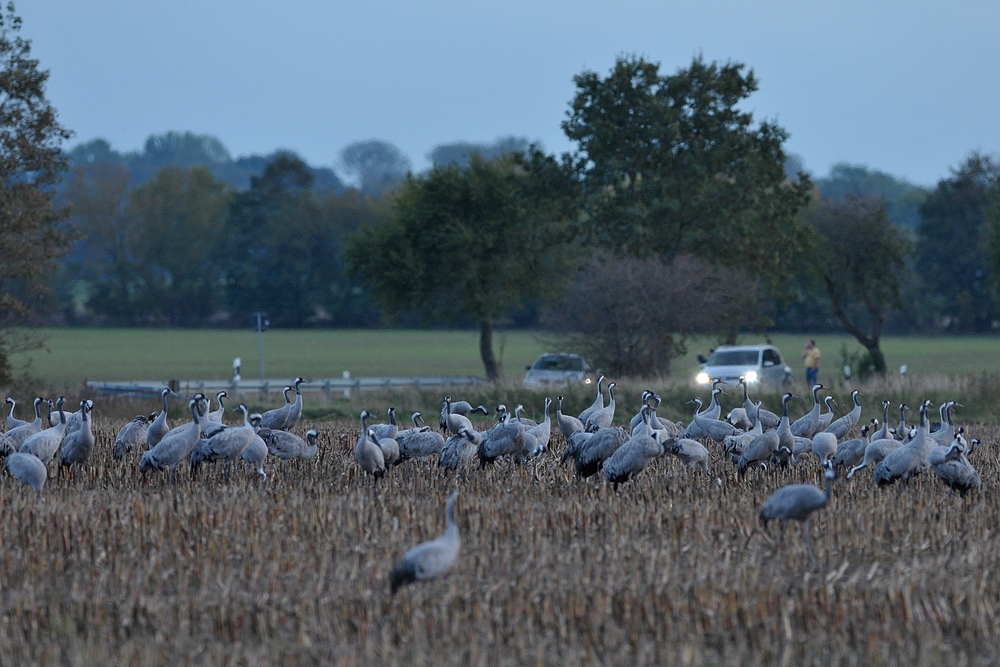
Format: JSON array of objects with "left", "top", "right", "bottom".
[
  {"left": 696, "top": 372, "right": 710, "bottom": 384},
  {"left": 584, "top": 377, "right": 593, "bottom": 384},
  {"left": 745, "top": 371, "right": 758, "bottom": 383}
]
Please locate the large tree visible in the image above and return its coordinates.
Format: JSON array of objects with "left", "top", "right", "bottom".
[
  {"left": 340, "top": 139, "right": 411, "bottom": 197},
  {"left": 917, "top": 152, "right": 1000, "bottom": 332},
  {"left": 219, "top": 154, "right": 384, "bottom": 327},
  {"left": 0, "top": 3, "right": 73, "bottom": 383},
  {"left": 808, "top": 196, "right": 912, "bottom": 375},
  {"left": 346, "top": 149, "right": 578, "bottom": 380},
  {"left": 563, "top": 55, "right": 812, "bottom": 293}
]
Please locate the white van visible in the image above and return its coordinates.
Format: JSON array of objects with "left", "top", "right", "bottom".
[{"left": 523, "top": 353, "right": 593, "bottom": 388}]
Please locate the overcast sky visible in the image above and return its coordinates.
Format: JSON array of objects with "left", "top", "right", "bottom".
[{"left": 20, "top": 1, "right": 1000, "bottom": 186}]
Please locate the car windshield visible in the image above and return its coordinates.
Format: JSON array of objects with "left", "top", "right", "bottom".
[
  {"left": 706, "top": 350, "right": 760, "bottom": 367},
  {"left": 532, "top": 355, "right": 584, "bottom": 371}
]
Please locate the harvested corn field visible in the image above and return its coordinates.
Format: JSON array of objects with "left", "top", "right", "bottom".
[{"left": 0, "top": 417, "right": 996, "bottom": 666}]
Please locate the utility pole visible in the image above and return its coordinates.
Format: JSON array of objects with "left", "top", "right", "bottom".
[{"left": 253, "top": 311, "right": 269, "bottom": 381}]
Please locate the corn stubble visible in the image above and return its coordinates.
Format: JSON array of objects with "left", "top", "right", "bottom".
[{"left": 0, "top": 419, "right": 997, "bottom": 666}]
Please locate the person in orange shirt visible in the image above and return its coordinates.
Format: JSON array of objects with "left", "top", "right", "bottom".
[{"left": 802, "top": 340, "right": 820, "bottom": 386}]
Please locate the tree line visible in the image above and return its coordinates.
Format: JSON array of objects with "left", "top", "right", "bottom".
[{"left": 1, "top": 0, "right": 999, "bottom": 383}]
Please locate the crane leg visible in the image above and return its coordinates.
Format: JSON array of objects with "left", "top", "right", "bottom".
[{"left": 802, "top": 521, "right": 817, "bottom": 569}]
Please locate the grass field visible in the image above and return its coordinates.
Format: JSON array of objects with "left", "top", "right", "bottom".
[
  {"left": 9, "top": 328, "right": 1000, "bottom": 387},
  {"left": 0, "top": 415, "right": 996, "bottom": 664}
]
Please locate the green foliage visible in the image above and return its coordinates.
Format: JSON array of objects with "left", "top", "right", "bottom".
[
  {"left": 346, "top": 149, "right": 578, "bottom": 379},
  {"left": 563, "top": 55, "right": 812, "bottom": 294},
  {"left": 340, "top": 139, "right": 411, "bottom": 197},
  {"left": 0, "top": 2, "right": 73, "bottom": 384},
  {"left": 219, "top": 155, "right": 387, "bottom": 327},
  {"left": 70, "top": 166, "right": 231, "bottom": 325},
  {"left": 808, "top": 196, "right": 913, "bottom": 374},
  {"left": 918, "top": 152, "right": 1000, "bottom": 332},
  {"left": 815, "top": 163, "right": 929, "bottom": 228}
]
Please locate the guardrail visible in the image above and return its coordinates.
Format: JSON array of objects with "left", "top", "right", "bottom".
[{"left": 86, "top": 376, "right": 486, "bottom": 401}]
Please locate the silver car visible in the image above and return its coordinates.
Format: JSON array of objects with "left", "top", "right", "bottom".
[
  {"left": 523, "top": 353, "right": 593, "bottom": 388},
  {"left": 695, "top": 345, "right": 791, "bottom": 389}
]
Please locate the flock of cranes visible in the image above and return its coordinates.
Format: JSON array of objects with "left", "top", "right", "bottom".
[
  {"left": 0, "top": 371, "right": 983, "bottom": 595},
  {"left": 1, "top": 377, "right": 313, "bottom": 490},
  {"left": 356, "top": 374, "right": 982, "bottom": 592}
]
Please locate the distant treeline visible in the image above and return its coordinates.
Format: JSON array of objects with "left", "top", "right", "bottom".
[{"left": 53, "top": 129, "right": 1000, "bottom": 339}]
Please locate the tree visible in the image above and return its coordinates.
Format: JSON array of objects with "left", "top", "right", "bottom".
[
  {"left": 815, "top": 163, "right": 929, "bottom": 228},
  {"left": 916, "top": 153, "right": 1000, "bottom": 332},
  {"left": 346, "top": 149, "right": 578, "bottom": 380},
  {"left": 340, "top": 139, "right": 411, "bottom": 197},
  {"left": 428, "top": 136, "right": 531, "bottom": 168},
  {"left": 563, "top": 55, "right": 812, "bottom": 294},
  {"left": 808, "top": 197, "right": 912, "bottom": 375},
  {"left": 0, "top": 3, "right": 73, "bottom": 383},
  {"left": 219, "top": 154, "right": 383, "bottom": 327},
  {"left": 544, "top": 252, "right": 770, "bottom": 376}
]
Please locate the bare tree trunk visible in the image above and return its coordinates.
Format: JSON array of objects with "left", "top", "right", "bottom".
[
  {"left": 823, "top": 275, "right": 889, "bottom": 375},
  {"left": 479, "top": 319, "right": 500, "bottom": 382}
]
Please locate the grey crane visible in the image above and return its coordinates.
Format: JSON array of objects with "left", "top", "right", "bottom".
[
  {"left": 262, "top": 427, "right": 319, "bottom": 462},
  {"left": 259, "top": 386, "right": 293, "bottom": 431},
  {"left": 560, "top": 430, "right": 592, "bottom": 466},
  {"left": 628, "top": 391, "right": 657, "bottom": 431},
  {"left": 140, "top": 399, "right": 204, "bottom": 483},
  {"left": 59, "top": 400, "right": 96, "bottom": 473},
  {"left": 395, "top": 412, "right": 431, "bottom": 443},
  {"left": 19, "top": 397, "right": 67, "bottom": 464},
  {"left": 438, "top": 428, "right": 481, "bottom": 471},
  {"left": 368, "top": 429, "right": 399, "bottom": 470},
  {"left": 206, "top": 391, "right": 228, "bottom": 423},
  {"left": 759, "top": 464, "right": 837, "bottom": 568},
  {"left": 894, "top": 403, "right": 909, "bottom": 440},
  {"left": 737, "top": 428, "right": 780, "bottom": 477},
  {"left": 370, "top": 406, "right": 400, "bottom": 441},
  {"left": 775, "top": 393, "right": 796, "bottom": 462},
  {"left": 790, "top": 384, "right": 824, "bottom": 438},
  {"left": 724, "top": 402, "right": 762, "bottom": 458},
  {"left": 242, "top": 414, "right": 268, "bottom": 479},
  {"left": 873, "top": 401, "right": 932, "bottom": 486},
  {"left": 810, "top": 431, "right": 838, "bottom": 465},
  {"left": 666, "top": 437, "right": 710, "bottom": 474},
  {"left": 64, "top": 399, "right": 94, "bottom": 436},
  {"left": 391, "top": 490, "right": 460, "bottom": 595},
  {"left": 6, "top": 451, "right": 46, "bottom": 490},
  {"left": 868, "top": 400, "right": 891, "bottom": 442},
  {"left": 113, "top": 412, "right": 155, "bottom": 460},
  {"left": 4, "top": 396, "right": 28, "bottom": 430},
  {"left": 690, "top": 397, "right": 742, "bottom": 443},
  {"left": 556, "top": 395, "right": 585, "bottom": 439},
  {"left": 928, "top": 400, "right": 957, "bottom": 447},
  {"left": 577, "top": 374, "right": 606, "bottom": 425},
  {"left": 831, "top": 425, "right": 869, "bottom": 470},
  {"left": 477, "top": 410, "right": 525, "bottom": 467},
  {"left": 824, "top": 390, "right": 862, "bottom": 440},
  {"left": 743, "top": 380, "right": 780, "bottom": 431},
  {"left": 398, "top": 422, "right": 445, "bottom": 463},
  {"left": 815, "top": 396, "right": 837, "bottom": 433},
  {"left": 146, "top": 389, "right": 176, "bottom": 451},
  {"left": 283, "top": 377, "right": 307, "bottom": 430},
  {"left": 45, "top": 399, "right": 58, "bottom": 427},
  {"left": 3, "top": 397, "right": 44, "bottom": 448},
  {"left": 574, "top": 426, "right": 629, "bottom": 478},
  {"left": 930, "top": 437, "right": 980, "bottom": 496},
  {"left": 603, "top": 409, "right": 664, "bottom": 488},
  {"left": 356, "top": 411, "right": 386, "bottom": 480},
  {"left": 443, "top": 396, "right": 479, "bottom": 436},
  {"left": 846, "top": 431, "right": 903, "bottom": 479},
  {"left": 682, "top": 386, "right": 726, "bottom": 439},
  {"left": 190, "top": 404, "right": 256, "bottom": 478},
  {"left": 525, "top": 397, "right": 552, "bottom": 455},
  {"left": 438, "top": 397, "right": 488, "bottom": 430}
]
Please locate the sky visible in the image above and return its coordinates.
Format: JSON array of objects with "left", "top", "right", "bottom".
[{"left": 19, "top": 1, "right": 1000, "bottom": 187}]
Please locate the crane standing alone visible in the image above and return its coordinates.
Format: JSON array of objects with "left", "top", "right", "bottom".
[{"left": 759, "top": 464, "right": 837, "bottom": 567}]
